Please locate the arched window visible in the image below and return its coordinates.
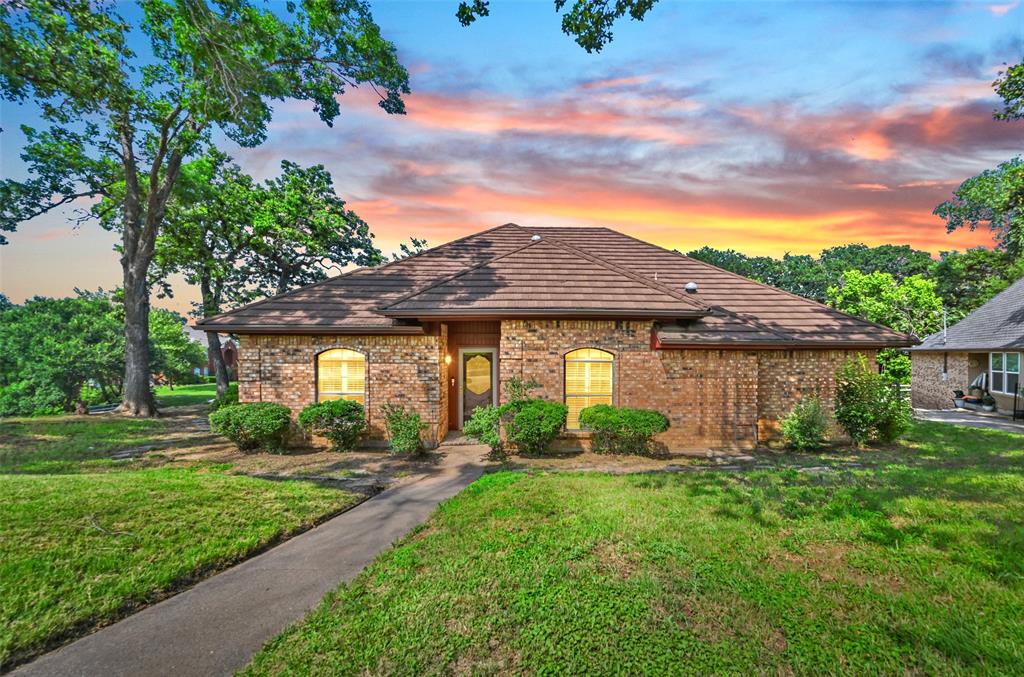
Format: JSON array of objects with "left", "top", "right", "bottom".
[
  {"left": 317, "top": 349, "right": 366, "bottom": 405},
  {"left": 564, "top": 348, "right": 614, "bottom": 430}
]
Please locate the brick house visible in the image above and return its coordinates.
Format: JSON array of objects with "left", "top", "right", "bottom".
[
  {"left": 196, "top": 224, "right": 911, "bottom": 452},
  {"left": 910, "top": 276, "right": 1024, "bottom": 413}
]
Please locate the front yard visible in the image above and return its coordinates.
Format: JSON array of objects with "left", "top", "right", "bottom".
[{"left": 245, "top": 422, "right": 1024, "bottom": 675}]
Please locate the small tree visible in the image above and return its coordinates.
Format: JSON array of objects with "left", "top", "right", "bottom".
[{"left": 834, "top": 356, "right": 912, "bottom": 447}]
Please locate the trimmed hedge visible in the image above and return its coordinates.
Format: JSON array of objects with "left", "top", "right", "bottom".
[
  {"left": 298, "top": 399, "right": 366, "bottom": 452},
  {"left": 578, "top": 404, "right": 669, "bottom": 455},
  {"left": 382, "top": 403, "right": 424, "bottom": 455},
  {"left": 209, "top": 402, "right": 292, "bottom": 452},
  {"left": 504, "top": 400, "right": 567, "bottom": 454}
]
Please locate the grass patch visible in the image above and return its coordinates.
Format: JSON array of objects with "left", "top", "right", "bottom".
[
  {"left": 0, "top": 467, "right": 358, "bottom": 669},
  {"left": 154, "top": 382, "right": 218, "bottom": 408},
  {"left": 245, "top": 422, "right": 1024, "bottom": 675},
  {"left": 0, "top": 416, "right": 166, "bottom": 473}
]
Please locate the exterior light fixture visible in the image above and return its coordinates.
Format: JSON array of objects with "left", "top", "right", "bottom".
[{"left": 444, "top": 354, "right": 452, "bottom": 365}]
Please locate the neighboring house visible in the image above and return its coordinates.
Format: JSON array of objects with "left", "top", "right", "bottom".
[
  {"left": 185, "top": 326, "right": 238, "bottom": 377},
  {"left": 196, "top": 224, "right": 911, "bottom": 451},
  {"left": 910, "top": 276, "right": 1024, "bottom": 413}
]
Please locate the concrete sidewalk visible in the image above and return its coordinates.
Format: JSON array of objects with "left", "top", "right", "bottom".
[
  {"left": 16, "top": 445, "right": 489, "bottom": 677},
  {"left": 916, "top": 409, "right": 1024, "bottom": 434}
]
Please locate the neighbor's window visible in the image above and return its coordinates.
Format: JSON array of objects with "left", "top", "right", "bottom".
[
  {"left": 317, "top": 349, "right": 366, "bottom": 404},
  {"left": 990, "top": 352, "right": 1020, "bottom": 395},
  {"left": 564, "top": 348, "right": 614, "bottom": 430}
]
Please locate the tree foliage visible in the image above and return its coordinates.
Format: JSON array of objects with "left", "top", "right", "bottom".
[
  {"left": 149, "top": 308, "right": 207, "bottom": 387},
  {"left": 457, "top": 0, "right": 659, "bottom": 52},
  {"left": 0, "top": 0, "right": 409, "bottom": 415},
  {"left": 934, "top": 157, "right": 1024, "bottom": 258},
  {"left": 827, "top": 270, "right": 943, "bottom": 383}
]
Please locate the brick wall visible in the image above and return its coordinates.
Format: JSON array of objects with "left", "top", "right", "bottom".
[
  {"left": 911, "top": 351, "right": 967, "bottom": 410},
  {"left": 499, "top": 320, "right": 875, "bottom": 452},
  {"left": 237, "top": 333, "right": 446, "bottom": 447},
  {"left": 238, "top": 323, "right": 879, "bottom": 454}
]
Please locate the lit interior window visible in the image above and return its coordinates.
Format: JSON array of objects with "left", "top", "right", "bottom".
[
  {"left": 564, "top": 348, "right": 614, "bottom": 430},
  {"left": 317, "top": 348, "right": 366, "bottom": 405}
]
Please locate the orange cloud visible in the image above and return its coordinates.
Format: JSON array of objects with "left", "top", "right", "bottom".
[{"left": 403, "top": 92, "right": 696, "bottom": 146}]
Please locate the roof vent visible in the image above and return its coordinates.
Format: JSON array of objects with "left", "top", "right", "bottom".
[
  {"left": 684, "top": 281, "right": 699, "bottom": 294},
  {"left": 531, "top": 234, "right": 541, "bottom": 241}
]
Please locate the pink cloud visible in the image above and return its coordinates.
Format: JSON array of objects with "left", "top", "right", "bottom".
[{"left": 989, "top": 2, "right": 1018, "bottom": 15}]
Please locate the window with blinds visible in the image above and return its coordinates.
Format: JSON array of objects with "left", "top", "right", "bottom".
[
  {"left": 317, "top": 348, "right": 366, "bottom": 405},
  {"left": 564, "top": 348, "right": 614, "bottom": 430}
]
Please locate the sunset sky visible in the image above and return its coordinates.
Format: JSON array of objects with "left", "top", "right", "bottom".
[{"left": 1, "top": 0, "right": 1022, "bottom": 315}]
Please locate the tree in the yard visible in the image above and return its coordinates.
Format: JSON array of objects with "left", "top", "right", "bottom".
[
  {"left": 0, "top": 0, "right": 409, "bottom": 416},
  {"left": 935, "top": 63, "right": 1024, "bottom": 259},
  {"left": 818, "top": 243, "right": 934, "bottom": 283},
  {"left": 154, "top": 151, "right": 258, "bottom": 397},
  {"left": 148, "top": 308, "right": 207, "bottom": 389},
  {"left": 391, "top": 237, "right": 429, "bottom": 261},
  {"left": 0, "top": 292, "right": 125, "bottom": 416},
  {"left": 933, "top": 247, "right": 1024, "bottom": 321},
  {"left": 827, "top": 270, "right": 943, "bottom": 383},
  {"left": 239, "top": 161, "right": 384, "bottom": 300}
]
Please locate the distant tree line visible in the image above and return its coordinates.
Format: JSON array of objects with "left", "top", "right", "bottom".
[{"left": 0, "top": 291, "right": 206, "bottom": 416}]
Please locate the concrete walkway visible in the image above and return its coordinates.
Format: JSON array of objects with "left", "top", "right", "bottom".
[
  {"left": 916, "top": 409, "right": 1024, "bottom": 434},
  {"left": 16, "top": 445, "right": 490, "bottom": 677}
]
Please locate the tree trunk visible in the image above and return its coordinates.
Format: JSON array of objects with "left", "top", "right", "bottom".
[
  {"left": 121, "top": 269, "right": 158, "bottom": 416},
  {"left": 207, "top": 331, "right": 231, "bottom": 397}
]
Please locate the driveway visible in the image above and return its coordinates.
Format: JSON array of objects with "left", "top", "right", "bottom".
[
  {"left": 15, "top": 444, "right": 491, "bottom": 677},
  {"left": 916, "top": 409, "right": 1024, "bottom": 435}
]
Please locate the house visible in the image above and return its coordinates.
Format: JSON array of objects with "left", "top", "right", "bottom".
[
  {"left": 910, "top": 276, "right": 1024, "bottom": 413},
  {"left": 185, "top": 326, "right": 238, "bottom": 378},
  {"left": 196, "top": 224, "right": 912, "bottom": 451}
]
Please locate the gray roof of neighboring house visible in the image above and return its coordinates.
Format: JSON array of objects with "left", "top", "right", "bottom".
[{"left": 913, "top": 275, "right": 1024, "bottom": 351}]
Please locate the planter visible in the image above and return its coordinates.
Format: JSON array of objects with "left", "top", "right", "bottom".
[
  {"left": 953, "top": 398, "right": 966, "bottom": 408},
  {"left": 982, "top": 405, "right": 996, "bottom": 412}
]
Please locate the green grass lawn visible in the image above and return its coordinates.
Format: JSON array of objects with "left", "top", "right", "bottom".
[
  {"left": 0, "top": 416, "right": 166, "bottom": 473},
  {"left": 0, "top": 467, "right": 358, "bottom": 669},
  {"left": 245, "top": 422, "right": 1024, "bottom": 675},
  {"left": 154, "top": 382, "right": 218, "bottom": 407}
]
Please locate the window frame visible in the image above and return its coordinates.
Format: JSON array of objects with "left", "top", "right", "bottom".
[
  {"left": 315, "top": 347, "right": 368, "bottom": 404},
  {"left": 563, "top": 347, "right": 615, "bottom": 431},
  {"left": 989, "top": 351, "right": 1021, "bottom": 395}
]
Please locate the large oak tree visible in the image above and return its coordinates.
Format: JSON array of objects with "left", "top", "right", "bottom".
[{"left": 0, "top": 0, "right": 409, "bottom": 415}]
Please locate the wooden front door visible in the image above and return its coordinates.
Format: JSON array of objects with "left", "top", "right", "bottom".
[{"left": 461, "top": 350, "right": 495, "bottom": 426}]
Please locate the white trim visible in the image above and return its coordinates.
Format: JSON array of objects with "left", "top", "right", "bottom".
[
  {"left": 989, "top": 351, "right": 1021, "bottom": 395},
  {"left": 457, "top": 347, "right": 498, "bottom": 428}
]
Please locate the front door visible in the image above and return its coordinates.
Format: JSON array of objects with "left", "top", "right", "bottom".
[{"left": 461, "top": 350, "right": 495, "bottom": 426}]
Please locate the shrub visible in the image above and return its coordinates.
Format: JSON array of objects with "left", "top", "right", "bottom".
[
  {"left": 835, "top": 356, "right": 912, "bottom": 446},
  {"left": 578, "top": 404, "right": 669, "bottom": 455},
  {"left": 463, "top": 404, "right": 502, "bottom": 452},
  {"left": 297, "top": 399, "right": 366, "bottom": 452},
  {"left": 209, "top": 383, "right": 239, "bottom": 412},
  {"left": 779, "top": 396, "right": 830, "bottom": 451},
  {"left": 382, "top": 403, "right": 425, "bottom": 455},
  {"left": 209, "top": 402, "right": 292, "bottom": 452},
  {"left": 505, "top": 400, "right": 568, "bottom": 454}
]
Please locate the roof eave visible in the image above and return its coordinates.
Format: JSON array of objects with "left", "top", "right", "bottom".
[
  {"left": 191, "top": 322, "right": 427, "bottom": 336},
  {"left": 656, "top": 338, "right": 916, "bottom": 350}
]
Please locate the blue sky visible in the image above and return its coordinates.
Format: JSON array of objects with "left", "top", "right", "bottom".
[{"left": 1, "top": 0, "right": 1022, "bottom": 313}]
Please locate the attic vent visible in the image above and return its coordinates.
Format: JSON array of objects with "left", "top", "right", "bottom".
[
  {"left": 531, "top": 234, "right": 541, "bottom": 241},
  {"left": 684, "top": 281, "right": 699, "bottom": 293}
]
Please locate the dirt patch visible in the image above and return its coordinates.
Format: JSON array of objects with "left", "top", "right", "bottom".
[
  {"left": 768, "top": 542, "right": 903, "bottom": 593},
  {"left": 590, "top": 539, "right": 638, "bottom": 578}
]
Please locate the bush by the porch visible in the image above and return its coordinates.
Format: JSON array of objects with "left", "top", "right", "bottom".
[
  {"left": 504, "top": 400, "right": 568, "bottom": 454},
  {"left": 209, "top": 383, "right": 239, "bottom": 412},
  {"left": 210, "top": 402, "right": 292, "bottom": 452},
  {"left": 382, "top": 403, "right": 424, "bottom": 455},
  {"left": 578, "top": 404, "right": 669, "bottom": 455},
  {"left": 297, "top": 400, "right": 365, "bottom": 452}
]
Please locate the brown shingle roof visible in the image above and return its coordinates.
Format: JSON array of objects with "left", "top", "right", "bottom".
[{"left": 196, "top": 223, "right": 912, "bottom": 347}]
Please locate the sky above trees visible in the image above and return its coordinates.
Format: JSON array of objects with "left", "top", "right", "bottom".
[{"left": 1, "top": 0, "right": 1021, "bottom": 313}]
